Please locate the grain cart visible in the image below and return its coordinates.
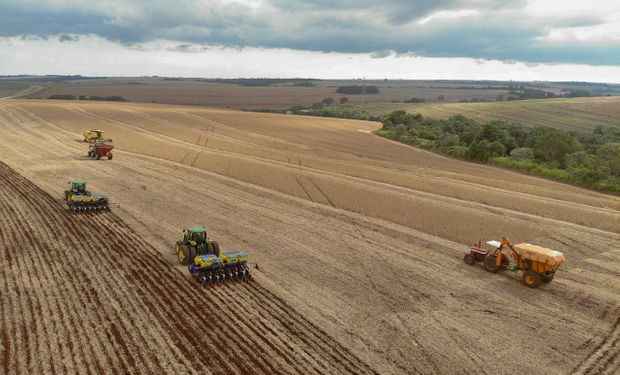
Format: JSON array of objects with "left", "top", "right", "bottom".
[
  {"left": 464, "top": 237, "right": 566, "bottom": 288},
  {"left": 88, "top": 141, "right": 114, "bottom": 160},
  {"left": 64, "top": 180, "right": 110, "bottom": 212}
]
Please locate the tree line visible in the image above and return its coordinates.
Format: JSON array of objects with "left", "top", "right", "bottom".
[{"left": 378, "top": 110, "right": 620, "bottom": 193}]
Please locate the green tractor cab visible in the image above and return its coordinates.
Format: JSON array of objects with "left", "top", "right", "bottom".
[
  {"left": 64, "top": 180, "right": 110, "bottom": 212},
  {"left": 175, "top": 225, "right": 220, "bottom": 265}
]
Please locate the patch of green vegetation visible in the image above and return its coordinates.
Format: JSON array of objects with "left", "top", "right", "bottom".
[{"left": 378, "top": 110, "right": 620, "bottom": 193}]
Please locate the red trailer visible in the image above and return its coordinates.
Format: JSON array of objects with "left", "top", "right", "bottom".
[{"left": 88, "top": 142, "right": 114, "bottom": 160}]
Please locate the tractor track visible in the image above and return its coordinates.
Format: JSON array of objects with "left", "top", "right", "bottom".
[
  {"left": 0, "top": 161, "right": 377, "bottom": 375},
  {"left": 572, "top": 316, "right": 620, "bottom": 375}
]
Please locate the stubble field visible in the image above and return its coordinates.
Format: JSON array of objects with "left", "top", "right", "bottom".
[
  {"left": 356, "top": 96, "right": 620, "bottom": 132},
  {"left": 0, "top": 99, "right": 618, "bottom": 374}
]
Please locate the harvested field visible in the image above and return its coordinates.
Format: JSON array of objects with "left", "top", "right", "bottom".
[
  {"left": 357, "top": 96, "right": 620, "bottom": 132},
  {"left": 24, "top": 78, "right": 597, "bottom": 110},
  {"left": 0, "top": 161, "right": 376, "bottom": 375},
  {"left": 0, "top": 99, "right": 619, "bottom": 374}
]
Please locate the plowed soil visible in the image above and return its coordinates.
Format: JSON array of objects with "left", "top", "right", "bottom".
[
  {"left": 0, "top": 161, "right": 377, "bottom": 375},
  {"left": 0, "top": 99, "right": 618, "bottom": 374}
]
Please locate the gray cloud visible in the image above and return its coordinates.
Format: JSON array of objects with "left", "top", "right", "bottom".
[{"left": 0, "top": 0, "right": 618, "bottom": 65}]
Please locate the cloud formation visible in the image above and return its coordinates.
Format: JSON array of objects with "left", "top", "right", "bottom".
[{"left": 0, "top": 0, "right": 618, "bottom": 65}]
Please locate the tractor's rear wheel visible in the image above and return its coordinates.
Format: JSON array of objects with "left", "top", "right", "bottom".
[
  {"left": 463, "top": 253, "right": 475, "bottom": 265},
  {"left": 522, "top": 271, "right": 541, "bottom": 288},
  {"left": 211, "top": 241, "right": 220, "bottom": 257},
  {"left": 484, "top": 256, "right": 499, "bottom": 273}
]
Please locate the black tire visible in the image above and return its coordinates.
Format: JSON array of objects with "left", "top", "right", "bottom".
[
  {"left": 484, "top": 256, "right": 499, "bottom": 273},
  {"left": 463, "top": 253, "right": 475, "bottom": 265},
  {"left": 96, "top": 152, "right": 101, "bottom": 160},
  {"left": 108, "top": 153, "right": 113, "bottom": 160},
  {"left": 522, "top": 270, "right": 541, "bottom": 288},
  {"left": 211, "top": 241, "right": 220, "bottom": 257},
  {"left": 188, "top": 246, "right": 197, "bottom": 264},
  {"left": 541, "top": 275, "right": 554, "bottom": 283}
]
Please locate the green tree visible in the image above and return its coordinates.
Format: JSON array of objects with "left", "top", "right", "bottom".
[
  {"left": 321, "top": 97, "right": 335, "bottom": 105},
  {"left": 597, "top": 142, "right": 620, "bottom": 177},
  {"left": 534, "top": 130, "right": 583, "bottom": 167},
  {"left": 339, "top": 97, "right": 349, "bottom": 104}
]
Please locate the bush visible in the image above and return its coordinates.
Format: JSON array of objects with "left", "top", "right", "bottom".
[
  {"left": 321, "top": 97, "right": 335, "bottom": 105},
  {"left": 404, "top": 98, "right": 426, "bottom": 103},
  {"left": 48, "top": 94, "right": 77, "bottom": 100},
  {"left": 510, "top": 147, "right": 534, "bottom": 160}
]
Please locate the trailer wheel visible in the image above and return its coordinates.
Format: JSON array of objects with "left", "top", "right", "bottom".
[
  {"left": 541, "top": 275, "right": 554, "bottom": 283},
  {"left": 522, "top": 271, "right": 541, "bottom": 288},
  {"left": 108, "top": 152, "right": 113, "bottom": 160},
  {"left": 211, "top": 241, "right": 220, "bottom": 257},
  {"left": 463, "top": 253, "right": 475, "bottom": 265}
]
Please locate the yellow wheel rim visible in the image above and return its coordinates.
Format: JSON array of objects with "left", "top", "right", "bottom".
[
  {"left": 525, "top": 275, "right": 534, "bottom": 285},
  {"left": 177, "top": 245, "right": 184, "bottom": 262}
]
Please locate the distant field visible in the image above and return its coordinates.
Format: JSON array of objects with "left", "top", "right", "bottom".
[
  {"left": 20, "top": 77, "right": 620, "bottom": 111},
  {"left": 0, "top": 81, "right": 29, "bottom": 98},
  {"left": 355, "top": 96, "right": 620, "bottom": 132}
]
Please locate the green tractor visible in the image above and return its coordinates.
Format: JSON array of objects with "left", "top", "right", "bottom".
[
  {"left": 175, "top": 225, "right": 220, "bottom": 265},
  {"left": 64, "top": 179, "right": 110, "bottom": 212}
]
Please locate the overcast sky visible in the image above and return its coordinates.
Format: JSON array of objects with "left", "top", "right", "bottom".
[{"left": 1, "top": 0, "right": 619, "bottom": 82}]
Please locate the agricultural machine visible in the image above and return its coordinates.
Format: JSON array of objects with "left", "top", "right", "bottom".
[
  {"left": 64, "top": 180, "right": 110, "bottom": 212},
  {"left": 175, "top": 225, "right": 251, "bottom": 284},
  {"left": 83, "top": 129, "right": 107, "bottom": 143},
  {"left": 88, "top": 141, "right": 114, "bottom": 160},
  {"left": 464, "top": 237, "right": 566, "bottom": 288}
]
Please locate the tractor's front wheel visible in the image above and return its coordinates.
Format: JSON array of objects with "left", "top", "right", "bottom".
[
  {"left": 96, "top": 152, "right": 101, "bottom": 160},
  {"left": 522, "top": 271, "right": 541, "bottom": 288},
  {"left": 211, "top": 241, "right": 220, "bottom": 257},
  {"left": 463, "top": 253, "right": 475, "bottom": 265},
  {"left": 484, "top": 256, "right": 499, "bottom": 273},
  {"left": 176, "top": 242, "right": 190, "bottom": 265},
  {"left": 108, "top": 152, "right": 113, "bottom": 160}
]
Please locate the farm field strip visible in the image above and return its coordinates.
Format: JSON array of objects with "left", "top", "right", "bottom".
[
  {"left": 0, "top": 161, "right": 377, "bottom": 375},
  {"left": 362, "top": 96, "right": 620, "bottom": 132},
  {"left": 5, "top": 102, "right": 618, "bottom": 237},
  {"left": 0, "top": 99, "right": 618, "bottom": 374}
]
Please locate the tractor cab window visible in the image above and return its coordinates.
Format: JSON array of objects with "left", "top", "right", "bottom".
[{"left": 192, "top": 232, "right": 206, "bottom": 242}]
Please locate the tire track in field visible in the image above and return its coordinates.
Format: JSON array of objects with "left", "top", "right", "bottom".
[
  {"left": 572, "top": 316, "right": 620, "bottom": 375},
  {"left": 0, "top": 161, "right": 377, "bottom": 375},
  {"left": 0, "top": 173, "right": 119, "bottom": 374},
  {"left": 0, "top": 166, "right": 168, "bottom": 374}
]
